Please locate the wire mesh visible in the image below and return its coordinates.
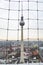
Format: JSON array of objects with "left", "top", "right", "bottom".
[{"left": 0, "top": 0, "right": 43, "bottom": 64}]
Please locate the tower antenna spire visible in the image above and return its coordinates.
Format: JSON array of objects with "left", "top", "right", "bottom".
[{"left": 21, "top": 1, "right": 23, "bottom": 16}]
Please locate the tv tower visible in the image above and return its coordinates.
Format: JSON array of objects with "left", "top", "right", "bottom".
[{"left": 20, "top": 2, "right": 25, "bottom": 63}]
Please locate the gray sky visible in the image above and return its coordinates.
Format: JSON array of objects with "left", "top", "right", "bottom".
[{"left": 0, "top": 0, "right": 43, "bottom": 41}]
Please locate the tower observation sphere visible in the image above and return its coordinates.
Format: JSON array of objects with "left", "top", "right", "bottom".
[{"left": 20, "top": 16, "right": 25, "bottom": 26}]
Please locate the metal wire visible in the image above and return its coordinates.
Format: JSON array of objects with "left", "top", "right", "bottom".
[
  {"left": 17, "top": 0, "right": 20, "bottom": 41},
  {"left": 7, "top": 0, "right": 10, "bottom": 41}
]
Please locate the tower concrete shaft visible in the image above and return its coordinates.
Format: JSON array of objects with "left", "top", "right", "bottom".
[
  {"left": 20, "top": 26, "right": 24, "bottom": 63},
  {"left": 21, "top": 26, "right": 23, "bottom": 41}
]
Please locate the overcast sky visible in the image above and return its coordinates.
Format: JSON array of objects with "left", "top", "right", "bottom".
[{"left": 0, "top": 0, "right": 43, "bottom": 41}]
